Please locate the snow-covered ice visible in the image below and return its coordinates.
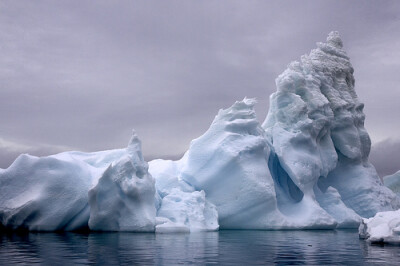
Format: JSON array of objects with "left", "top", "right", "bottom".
[
  {"left": 359, "top": 210, "right": 400, "bottom": 244},
  {"left": 1, "top": 32, "right": 398, "bottom": 232}
]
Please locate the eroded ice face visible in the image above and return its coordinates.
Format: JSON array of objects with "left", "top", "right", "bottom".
[
  {"left": 263, "top": 31, "right": 399, "bottom": 219},
  {"left": 263, "top": 31, "right": 367, "bottom": 192}
]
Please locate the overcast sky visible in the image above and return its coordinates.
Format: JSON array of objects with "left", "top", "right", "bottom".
[{"left": 1, "top": 0, "right": 399, "bottom": 175}]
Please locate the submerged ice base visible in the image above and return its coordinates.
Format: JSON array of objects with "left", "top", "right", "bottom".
[{"left": 1, "top": 32, "right": 399, "bottom": 232}]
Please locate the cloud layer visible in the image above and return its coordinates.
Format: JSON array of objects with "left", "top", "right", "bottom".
[
  {"left": 1, "top": 1, "right": 400, "bottom": 169},
  {"left": 369, "top": 139, "right": 400, "bottom": 177}
]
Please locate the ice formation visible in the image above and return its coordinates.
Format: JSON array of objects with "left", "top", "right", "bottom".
[
  {"left": 0, "top": 153, "right": 94, "bottom": 231},
  {"left": 169, "top": 98, "right": 287, "bottom": 229},
  {"left": 150, "top": 159, "right": 219, "bottom": 233},
  {"left": 150, "top": 97, "right": 356, "bottom": 229},
  {"left": 88, "top": 132, "right": 156, "bottom": 231},
  {"left": 263, "top": 31, "right": 399, "bottom": 223},
  {"left": 0, "top": 132, "right": 155, "bottom": 231},
  {"left": 1, "top": 31, "right": 399, "bottom": 232},
  {"left": 359, "top": 210, "right": 400, "bottom": 244},
  {"left": 383, "top": 171, "right": 400, "bottom": 197}
]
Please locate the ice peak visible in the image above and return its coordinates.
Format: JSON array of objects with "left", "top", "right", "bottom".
[
  {"left": 242, "top": 97, "right": 257, "bottom": 106},
  {"left": 230, "top": 97, "right": 257, "bottom": 111},
  {"left": 127, "top": 129, "right": 144, "bottom": 161},
  {"left": 215, "top": 98, "right": 257, "bottom": 122},
  {"left": 210, "top": 97, "right": 264, "bottom": 137},
  {"left": 128, "top": 129, "right": 139, "bottom": 147},
  {"left": 327, "top": 31, "right": 343, "bottom": 48}
]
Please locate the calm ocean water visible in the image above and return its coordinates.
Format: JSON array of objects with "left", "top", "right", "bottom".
[{"left": 0, "top": 230, "right": 399, "bottom": 265}]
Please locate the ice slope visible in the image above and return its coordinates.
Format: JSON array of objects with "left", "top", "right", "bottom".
[
  {"left": 263, "top": 31, "right": 399, "bottom": 224},
  {"left": 359, "top": 210, "right": 400, "bottom": 244},
  {"left": 162, "top": 99, "right": 286, "bottom": 229},
  {"left": 0, "top": 154, "right": 93, "bottom": 231},
  {"left": 88, "top": 132, "right": 156, "bottom": 231},
  {"left": 0, "top": 150, "right": 121, "bottom": 231},
  {"left": 383, "top": 171, "right": 400, "bottom": 197},
  {"left": 0, "top": 132, "right": 155, "bottom": 231}
]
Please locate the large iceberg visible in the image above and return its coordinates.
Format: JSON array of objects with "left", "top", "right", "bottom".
[{"left": 1, "top": 31, "right": 398, "bottom": 232}]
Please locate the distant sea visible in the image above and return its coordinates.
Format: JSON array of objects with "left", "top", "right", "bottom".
[{"left": 1, "top": 230, "right": 399, "bottom": 265}]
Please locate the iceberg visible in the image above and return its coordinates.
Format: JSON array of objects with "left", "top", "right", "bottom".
[
  {"left": 1, "top": 31, "right": 398, "bottom": 232},
  {"left": 359, "top": 210, "right": 400, "bottom": 244},
  {"left": 383, "top": 171, "right": 400, "bottom": 197}
]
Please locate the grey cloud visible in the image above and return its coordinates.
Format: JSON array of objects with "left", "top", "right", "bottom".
[
  {"left": 0, "top": 0, "right": 400, "bottom": 168},
  {"left": 0, "top": 138, "right": 72, "bottom": 169},
  {"left": 370, "top": 139, "right": 400, "bottom": 178}
]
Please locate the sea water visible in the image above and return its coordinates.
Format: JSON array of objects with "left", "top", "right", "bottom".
[{"left": 1, "top": 230, "right": 399, "bottom": 265}]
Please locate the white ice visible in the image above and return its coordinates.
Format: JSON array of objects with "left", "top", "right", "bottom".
[
  {"left": 0, "top": 131, "right": 155, "bottom": 231},
  {"left": 359, "top": 210, "right": 400, "bottom": 244},
  {"left": 88, "top": 131, "right": 156, "bottom": 231},
  {"left": 149, "top": 159, "right": 219, "bottom": 233},
  {"left": 152, "top": 98, "right": 288, "bottom": 229}
]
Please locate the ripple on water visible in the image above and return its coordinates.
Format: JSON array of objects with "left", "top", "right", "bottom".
[{"left": 1, "top": 230, "right": 399, "bottom": 265}]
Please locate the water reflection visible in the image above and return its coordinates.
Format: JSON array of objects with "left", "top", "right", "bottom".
[{"left": 1, "top": 230, "right": 399, "bottom": 265}]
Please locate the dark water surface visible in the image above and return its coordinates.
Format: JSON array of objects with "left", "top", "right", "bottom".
[{"left": 1, "top": 230, "right": 399, "bottom": 265}]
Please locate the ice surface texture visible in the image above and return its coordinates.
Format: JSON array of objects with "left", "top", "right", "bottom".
[
  {"left": 168, "top": 98, "right": 287, "bottom": 229},
  {"left": 359, "top": 210, "right": 400, "bottom": 244},
  {"left": 1, "top": 32, "right": 399, "bottom": 231}
]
